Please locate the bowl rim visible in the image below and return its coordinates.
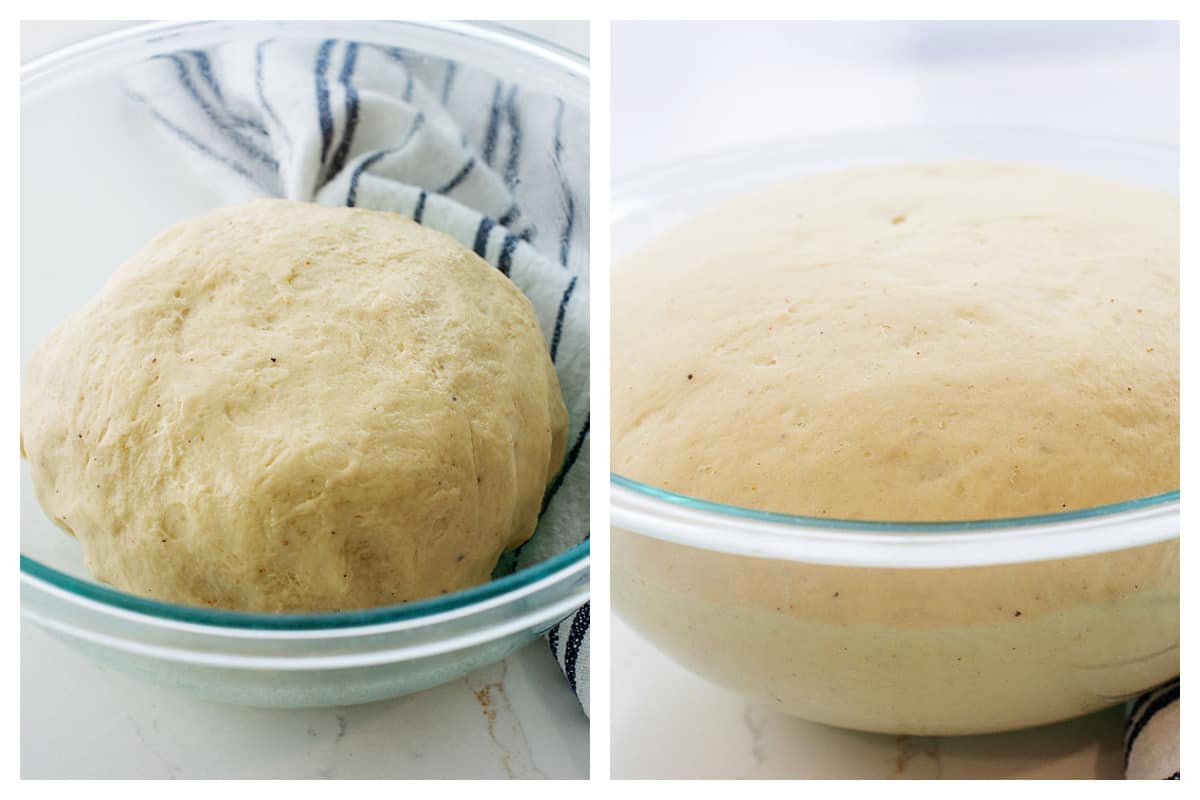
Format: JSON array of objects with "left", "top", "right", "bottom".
[
  {"left": 613, "top": 473, "right": 1180, "bottom": 532},
  {"left": 610, "top": 126, "right": 1179, "bottom": 566},
  {"left": 611, "top": 123, "right": 1180, "bottom": 188},
  {"left": 20, "top": 18, "right": 591, "bottom": 633},
  {"left": 21, "top": 541, "right": 590, "bottom": 635},
  {"left": 612, "top": 476, "right": 1177, "bottom": 568},
  {"left": 20, "top": 19, "right": 589, "bottom": 83}
]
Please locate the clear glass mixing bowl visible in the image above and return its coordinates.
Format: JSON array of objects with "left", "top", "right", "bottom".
[
  {"left": 610, "top": 127, "right": 1178, "bottom": 735},
  {"left": 21, "top": 20, "right": 589, "bottom": 708}
]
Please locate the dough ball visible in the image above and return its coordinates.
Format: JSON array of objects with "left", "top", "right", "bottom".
[
  {"left": 612, "top": 162, "right": 1178, "bottom": 521},
  {"left": 22, "top": 199, "right": 568, "bottom": 611}
]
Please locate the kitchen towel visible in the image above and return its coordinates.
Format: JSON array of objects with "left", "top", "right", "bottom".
[
  {"left": 125, "top": 33, "right": 591, "bottom": 716},
  {"left": 1125, "top": 678, "right": 1179, "bottom": 779}
]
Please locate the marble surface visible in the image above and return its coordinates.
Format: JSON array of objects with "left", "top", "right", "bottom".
[
  {"left": 22, "top": 622, "right": 588, "bottom": 779},
  {"left": 612, "top": 618, "right": 1125, "bottom": 779}
]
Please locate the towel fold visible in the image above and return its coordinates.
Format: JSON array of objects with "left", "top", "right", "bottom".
[
  {"left": 126, "top": 34, "right": 590, "bottom": 715},
  {"left": 1125, "top": 678, "right": 1179, "bottom": 779}
]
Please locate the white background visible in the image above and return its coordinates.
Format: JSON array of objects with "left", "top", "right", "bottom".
[
  {"left": 613, "top": 20, "right": 1178, "bottom": 178},
  {"left": 610, "top": 20, "right": 1178, "bottom": 779}
]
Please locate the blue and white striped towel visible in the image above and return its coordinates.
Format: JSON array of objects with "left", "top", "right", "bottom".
[
  {"left": 125, "top": 36, "right": 590, "bottom": 716},
  {"left": 1125, "top": 678, "right": 1179, "bottom": 779}
]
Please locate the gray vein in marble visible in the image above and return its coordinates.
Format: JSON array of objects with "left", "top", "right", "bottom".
[
  {"left": 891, "top": 735, "right": 943, "bottom": 779},
  {"left": 741, "top": 704, "right": 770, "bottom": 775},
  {"left": 126, "top": 714, "right": 183, "bottom": 779},
  {"left": 465, "top": 661, "right": 547, "bottom": 779}
]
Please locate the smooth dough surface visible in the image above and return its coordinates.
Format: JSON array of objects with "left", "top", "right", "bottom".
[
  {"left": 22, "top": 199, "right": 567, "bottom": 611},
  {"left": 612, "top": 162, "right": 1179, "bottom": 520}
]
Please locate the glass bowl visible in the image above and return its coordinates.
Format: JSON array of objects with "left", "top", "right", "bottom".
[
  {"left": 610, "top": 127, "right": 1178, "bottom": 735},
  {"left": 21, "top": 20, "right": 589, "bottom": 708}
]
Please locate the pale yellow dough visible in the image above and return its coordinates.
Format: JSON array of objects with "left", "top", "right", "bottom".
[
  {"left": 22, "top": 199, "right": 567, "bottom": 612},
  {"left": 613, "top": 162, "right": 1179, "bottom": 520}
]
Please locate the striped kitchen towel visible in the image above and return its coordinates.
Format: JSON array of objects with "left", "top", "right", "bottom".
[
  {"left": 125, "top": 34, "right": 591, "bottom": 716},
  {"left": 1125, "top": 678, "right": 1179, "bottom": 779}
]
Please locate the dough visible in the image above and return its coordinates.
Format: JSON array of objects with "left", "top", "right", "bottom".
[
  {"left": 613, "top": 162, "right": 1179, "bottom": 520},
  {"left": 22, "top": 199, "right": 568, "bottom": 611}
]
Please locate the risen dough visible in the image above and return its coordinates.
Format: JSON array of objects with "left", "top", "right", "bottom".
[
  {"left": 613, "top": 162, "right": 1179, "bottom": 520},
  {"left": 22, "top": 199, "right": 567, "bottom": 611}
]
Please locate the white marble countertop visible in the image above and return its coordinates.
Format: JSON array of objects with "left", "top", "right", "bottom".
[
  {"left": 612, "top": 618, "right": 1124, "bottom": 779},
  {"left": 22, "top": 621, "right": 588, "bottom": 779}
]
